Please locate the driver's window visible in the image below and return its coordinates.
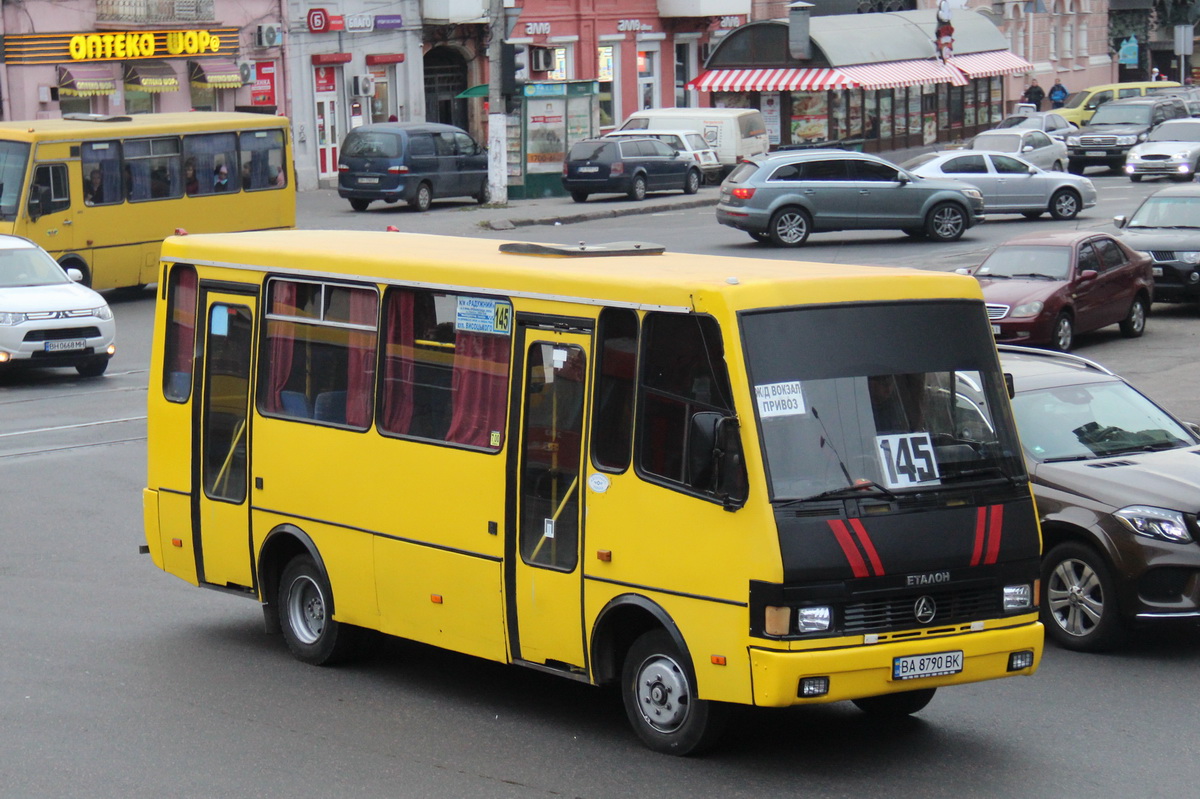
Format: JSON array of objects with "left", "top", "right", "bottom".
[
  {"left": 992, "top": 155, "right": 1029, "bottom": 174},
  {"left": 30, "top": 163, "right": 71, "bottom": 216},
  {"left": 1091, "top": 91, "right": 1112, "bottom": 108},
  {"left": 1078, "top": 242, "right": 1101, "bottom": 272},
  {"left": 850, "top": 159, "right": 899, "bottom": 181}
]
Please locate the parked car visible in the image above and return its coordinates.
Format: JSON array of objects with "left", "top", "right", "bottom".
[
  {"left": 1114, "top": 184, "right": 1200, "bottom": 303},
  {"left": 994, "top": 110, "right": 1076, "bottom": 142},
  {"left": 1122, "top": 118, "right": 1200, "bottom": 182},
  {"left": 715, "top": 149, "right": 984, "bottom": 246},
  {"left": 999, "top": 345, "right": 1200, "bottom": 651},
  {"left": 0, "top": 234, "right": 115, "bottom": 377},
  {"left": 618, "top": 107, "right": 769, "bottom": 176},
  {"left": 602, "top": 129, "right": 722, "bottom": 183},
  {"left": 336, "top": 122, "right": 488, "bottom": 212},
  {"left": 562, "top": 137, "right": 701, "bottom": 202},
  {"left": 1066, "top": 96, "right": 1189, "bottom": 174},
  {"left": 904, "top": 150, "right": 1096, "bottom": 220},
  {"left": 1055, "top": 80, "right": 1181, "bottom": 127},
  {"left": 967, "top": 129, "right": 1068, "bottom": 171},
  {"left": 961, "top": 231, "right": 1152, "bottom": 351}
]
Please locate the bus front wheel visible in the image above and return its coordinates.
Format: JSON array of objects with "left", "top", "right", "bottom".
[
  {"left": 279, "top": 555, "right": 359, "bottom": 666},
  {"left": 621, "top": 629, "right": 728, "bottom": 755}
]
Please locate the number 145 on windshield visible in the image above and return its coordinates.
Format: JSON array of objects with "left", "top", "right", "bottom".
[{"left": 876, "top": 433, "right": 941, "bottom": 489}]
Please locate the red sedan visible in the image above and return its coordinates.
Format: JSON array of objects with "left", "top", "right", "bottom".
[{"left": 966, "top": 231, "right": 1153, "bottom": 352}]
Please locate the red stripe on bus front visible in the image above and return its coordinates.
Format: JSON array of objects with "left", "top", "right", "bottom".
[
  {"left": 971, "top": 506, "right": 987, "bottom": 566},
  {"left": 848, "top": 518, "right": 884, "bottom": 576},
  {"left": 828, "top": 520, "right": 870, "bottom": 578},
  {"left": 985, "top": 504, "right": 1004, "bottom": 564}
]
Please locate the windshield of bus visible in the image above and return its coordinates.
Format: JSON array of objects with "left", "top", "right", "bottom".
[
  {"left": 741, "top": 301, "right": 1025, "bottom": 503},
  {"left": 0, "top": 140, "right": 31, "bottom": 221}
]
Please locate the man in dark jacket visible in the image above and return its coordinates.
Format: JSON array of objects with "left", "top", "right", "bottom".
[{"left": 1023, "top": 79, "right": 1046, "bottom": 111}]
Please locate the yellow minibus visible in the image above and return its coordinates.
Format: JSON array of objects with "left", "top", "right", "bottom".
[
  {"left": 0, "top": 112, "right": 294, "bottom": 290},
  {"left": 143, "top": 230, "right": 1043, "bottom": 754}
]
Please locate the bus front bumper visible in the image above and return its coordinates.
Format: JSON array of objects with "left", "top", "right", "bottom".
[{"left": 749, "top": 620, "right": 1043, "bottom": 707}]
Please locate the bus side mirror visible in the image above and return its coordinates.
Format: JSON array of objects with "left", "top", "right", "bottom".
[
  {"left": 28, "top": 185, "right": 51, "bottom": 221},
  {"left": 1004, "top": 373, "right": 1015, "bottom": 400},
  {"left": 687, "top": 411, "right": 747, "bottom": 510}
]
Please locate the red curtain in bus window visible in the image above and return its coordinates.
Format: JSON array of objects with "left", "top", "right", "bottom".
[
  {"left": 345, "top": 289, "right": 377, "bottom": 428},
  {"left": 381, "top": 290, "right": 416, "bottom": 434},
  {"left": 170, "top": 266, "right": 197, "bottom": 373},
  {"left": 445, "top": 331, "right": 510, "bottom": 449},
  {"left": 266, "top": 281, "right": 297, "bottom": 413}
]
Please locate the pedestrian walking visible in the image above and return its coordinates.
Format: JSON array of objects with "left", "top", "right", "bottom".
[
  {"left": 1023, "top": 79, "right": 1046, "bottom": 111},
  {"left": 1048, "top": 78, "right": 1068, "bottom": 109}
]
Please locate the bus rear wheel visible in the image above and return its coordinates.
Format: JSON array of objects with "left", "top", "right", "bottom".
[
  {"left": 852, "top": 687, "right": 936, "bottom": 717},
  {"left": 279, "top": 555, "right": 359, "bottom": 666},
  {"left": 621, "top": 629, "right": 727, "bottom": 755}
]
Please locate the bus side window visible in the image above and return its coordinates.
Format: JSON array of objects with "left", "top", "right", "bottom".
[
  {"left": 184, "top": 132, "right": 238, "bottom": 196},
  {"left": 163, "top": 264, "right": 198, "bottom": 401},
  {"left": 81, "top": 140, "right": 123, "bottom": 206},
  {"left": 637, "top": 313, "right": 741, "bottom": 493},
  {"left": 592, "top": 307, "right": 638, "bottom": 471},
  {"left": 30, "top": 164, "right": 71, "bottom": 215},
  {"left": 240, "top": 129, "right": 287, "bottom": 191},
  {"left": 126, "top": 137, "right": 182, "bottom": 201},
  {"left": 259, "top": 278, "right": 378, "bottom": 429}
]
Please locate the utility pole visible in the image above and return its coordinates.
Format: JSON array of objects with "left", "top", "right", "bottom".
[{"left": 487, "top": 0, "right": 508, "bottom": 205}]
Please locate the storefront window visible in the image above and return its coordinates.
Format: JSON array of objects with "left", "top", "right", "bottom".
[
  {"left": 790, "top": 90, "right": 828, "bottom": 143},
  {"left": 638, "top": 49, "right": 658, "bottom": 110},
  {"left": 949, "top": 85, "right": 964, "bottom": 131},
  {"left": 991, "top": 76, "right": 1004, "bottom": 121},
  {"left": 879, "top": 91, "right": 893, "bottom": 138},
  {"left": 60, "top": 95, "right": 92, "bottom": 115},
  {"left": 190, "top": 82, "right": 216, "bottom": 112},
  {"left": 864, "top": 90, "right": 878, "bottom": 139},
  {"left": 908, "top": 88, "right": 921, "bottom": 136},
  {"left": 125, "top": 89, "right": 153, "bottom": 114},
  {"left": 937, "top": 84, "right": 948, "bottom": 131},
  {"left": 549, "top": 47, "right": 568, "bottom": 81},
  {"left": 369, "top": 69, "right": 390, "bottom": 123},
  {"left": 598, "top": 45, "right": 616, "bottom": 127}
]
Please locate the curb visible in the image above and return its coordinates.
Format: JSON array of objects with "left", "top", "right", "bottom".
[{"left": 484, "top": 196, "right": 718, "bottom": 230}]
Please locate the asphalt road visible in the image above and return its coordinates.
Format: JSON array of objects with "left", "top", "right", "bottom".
[{"left": 3, "top": 175, "right": 1200, "bottom": 796}]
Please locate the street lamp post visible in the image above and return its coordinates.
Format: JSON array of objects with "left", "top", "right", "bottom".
[{"left": 487, "top": 0, "right": 509, "bottom": 205}]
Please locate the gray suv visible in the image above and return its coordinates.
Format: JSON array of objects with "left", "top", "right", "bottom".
[
  {"left": 1066, "top": 96, "right": 1188, "bottom": 174},
  {"left": 715, "top": 150, "right": 985, "bottom": 246}
]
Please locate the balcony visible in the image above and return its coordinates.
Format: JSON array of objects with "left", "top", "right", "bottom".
[
  {"left": 659, "top": 0, "right": 750, "bottom": 17},
  {"left": 96, "top": 0, "right": 216, "bottom": 24},
  {"left": 423, "top": 0, "right": 487, "bottom": 25}
]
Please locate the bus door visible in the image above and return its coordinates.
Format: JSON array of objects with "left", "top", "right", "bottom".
[
  {"left": 26, "top": 162, "right": 76, "bottom": 257},
  {"left": 509, "top": 328, "right": 592, "bottom": 670},
  {"left": 194, "top": 289, "right": 257, "bottom": 591}
]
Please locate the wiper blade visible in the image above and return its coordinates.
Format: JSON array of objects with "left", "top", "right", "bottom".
[
  {"left": 978, "top": 273, "right": 1011, "bottom": 279},
  {"left": 1009, "top": 272, "right": 1058, "bottom": 280},
  {"left": 778, "top": 480, "right": 898, "bottom": 506},
  {"left": 1040, "top": 454, "right": 1096, "bottom": 463},
  {"left": 940, "top": 465, "right": 1019, "bottom": 483},
  {"left": 1096, "top": 441, "right": 1187, "bottom": 456}
]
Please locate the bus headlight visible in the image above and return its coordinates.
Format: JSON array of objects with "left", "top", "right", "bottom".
[
  {"left": 1003, "top": 584, "right": 1033, "bottom": 611},
  {"left": 797, "top": 606, "right": 832, "bottom": 633}
]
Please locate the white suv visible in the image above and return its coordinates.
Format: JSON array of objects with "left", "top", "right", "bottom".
[{"left": 0, "top": 235, "right": 116, "bottom": 377}]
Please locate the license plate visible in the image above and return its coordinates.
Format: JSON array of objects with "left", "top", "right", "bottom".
[
  {"left": 578, "top": 166, "right": 600, "bottom": 173},
  {"left": 893, "top": 650, "right": 964, "bottom": 680},
  {"left": 991, "top": 324, "right": 1001, "bottom": 335},
  {"left": 1152, "top": 266, "right": 1163, "bottom": 276},
  {"left": 358, "top": 176, "right": 379, "bottom": 184},
  {"left": 44, "top": 339, "right": 86, "bottom": 352},
  {"left": 1085, "top": 150, "right": 1106, "bottom": 157}
]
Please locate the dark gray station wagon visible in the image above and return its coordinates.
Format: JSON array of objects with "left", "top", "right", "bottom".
[{"left": 337, "top": 122, "right": 488, "bottom": 212}]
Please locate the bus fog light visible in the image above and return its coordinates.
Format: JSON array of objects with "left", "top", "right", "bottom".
[
  {"left": 1008, "top": 650, "right": 1035, "bottom": 671},
  {"left": 799, "top": 676, "right": 830, "bottom": 697},
  {"left": 764, "top": 605, "right": 791, "bottom": 636},
  {"left": 797, "top": 606, "right": 831, "bottom": 633},
  {"left": 1003, "top": 584, "right": 1032, "bottom": 610}
]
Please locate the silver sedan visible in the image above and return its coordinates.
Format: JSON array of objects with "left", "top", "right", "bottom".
[
  {"left": 968, "top": 129, "right": 1069, "bottom": 171},
  {"left": 903, "top": 150, "right": 1097, "bottom": 220},
  {"left": 1123, "top": 118, "right": 1200, "bottom": 182}
]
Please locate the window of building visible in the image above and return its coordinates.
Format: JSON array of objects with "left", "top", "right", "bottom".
[{"left": 598, "top": 44, "right": 618, "bottom": 127}]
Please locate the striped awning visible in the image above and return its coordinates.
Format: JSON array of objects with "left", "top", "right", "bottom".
[
  {"left": 950, "top": 50, "right": 1034, "bottom": 78},
  {"left": 837, "top": 58, "right": 968, "bottom": 90},
  {"left": 57, "top": 64, "right": 116, "bottom": 97},
  {"left": 188, "top": 58, "right": 243, "bottom": 89},
  {"left": 687, "top": 68, "right": 856, "bottom": 92},
  {"left": 123, "top": 59, "right": 180, "bottom": 93}
]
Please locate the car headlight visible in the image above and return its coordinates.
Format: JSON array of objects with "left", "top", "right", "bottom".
[
  {"left": 1127, "top": 151, "right": 1143, "bottom": 160},
  {"left": 0, "top": 311, "right": 26, "bottom": 326},
  {"left": 1067, "top": 136, "right": 1081, "bottom": 146},
  {"left": 1176, "top": 151, "right": 1193, "bottom": 161},
  {"left": 962, "top": 188, "right": 983, "bottom": 200},
  {"left": 1177, "top": 251, "right": 1200, "bottom": 264},
  {"left": 1114, "top": 505, "right": 1193, "bottom": 543},
  {"left": 1011, "top": 300, "right": 1044, "bottom": 317},
  {"left": 93, "top": 305, "right": 113, "bottom": 321},
  {"left": 1116, "top": 135, "right": 1138, "bottom": 146}
]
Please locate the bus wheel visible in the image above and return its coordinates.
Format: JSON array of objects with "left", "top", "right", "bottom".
[
  {"left": 621, "top": 630, "right": 728, "bottom": 755},
  {"left": 852, "top": 688, "right": 936, "bottom": 717},
  {"left": 279, "top": 555, "right": 358, "bottom": 666}
]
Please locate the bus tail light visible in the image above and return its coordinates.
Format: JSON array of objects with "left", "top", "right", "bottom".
[
  {"left": 387, "top": 165, "right": 409, "bottom": 174},
  {"left": 731, "top": 187, "right": 755, "bottom": 200}
]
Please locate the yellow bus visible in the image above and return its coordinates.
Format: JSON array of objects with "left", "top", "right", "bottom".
[
  {"left": 142, "top": 231, "right": 1044, "bottom": 754},
  {"left": 0, "top": 112, "right": 294, "bottom": 290}
]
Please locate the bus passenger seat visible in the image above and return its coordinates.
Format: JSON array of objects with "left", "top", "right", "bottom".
[
  {"left": 313, "top": 391, "right": 347, "bottom": 424},
  {"left": 280, "top": 390, "right": 312, "bottom": 419}
]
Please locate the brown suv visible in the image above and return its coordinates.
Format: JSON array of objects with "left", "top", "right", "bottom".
[{"left": 1000, "top": 346, "right": 1200, "bottom": 651}]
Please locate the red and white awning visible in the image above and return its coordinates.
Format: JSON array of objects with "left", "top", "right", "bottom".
[
  {"left": 687, "top": 68, "right": 857, "bottom": 93},
  {"left": 950, "top": 50, "right": 1034, "bottom": 78},
  {"left": 836, "top": 58, "right": 968, "bottom": 90}
]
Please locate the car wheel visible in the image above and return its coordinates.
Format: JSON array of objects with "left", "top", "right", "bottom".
[
  {"left": 1129, "top": 174, "right": 1143, "bottom": 183},
  {"left": 1119, "top": 294, "right": 1148, "bottom": 337},
  {"left": 1049, "top": 188, "right": 1081, "bottom": 220},
  {"left": 1052, "top": 160, "right": 1064, "bottom": 172},
  {"left": 408, "top": 182, "right": 432, "bottom": 212},
  {"left": 748, "top": 231, "right": 771, "bottom": 244},
  {"left": 852, "top": 688, "right": 937, "bottom": 717},
  {"left": 1049, "top": 312, "right": 1074, "bottom": 351},
  {"left": 570, "top": 190, "right": 589, "bottom": 203},
  {"left": 474, "top": 182, "right": 491, "bottom": 204},
  {"left": 683, "top": 169, "right": 701, "bottom": 195},
  {"left": 349, "top": 198, "right": 371, "bottom": 212},
  {"left": 279, "top": 555, "right": 361, "bottom": 666},
  {"left": 767, "top": 207, "right": 812, "bottom": 247},
  {"left": 925, "top": 202, "right": 967, "bottom": 242},
  {"left": 1067, "top": 161, "right": 1085, "bottom": 175},
  {"left": 628, "top": 174, "right": 647, "bottom": 201},
  {"left": 75, "top": 356, "right": 109, "bottom": 378},
  {"left": 621, "top": 629, "right": 728, "bottom": 756},
  {"left": 1023, "top": 211, "right": 1043, "bottom": 220},
  {"left": 902, "top": 228, "right": 927, "bottom": 238},
  {"left": 1042, "top": 541, "right": 1125, "bottom": 652}
]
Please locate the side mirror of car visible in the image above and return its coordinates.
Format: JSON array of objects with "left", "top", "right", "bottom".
[
  {"left": 66, "top": 267, "right": 84, "bottom": 282},
  {"left": 896, "top": 172, "right": 910, "bottom": 184},
  {"left": 1028, "top": 166, "right": 1038, "bottom": 174},
  {"left": 1186, "top": 421, "right": 1200, "bottom": 437},
  {"left": 1113, "top": 215, "right": 1128, "bottom": 229},
  {"left": 955, "top": 267, "right": 971, "bottom": 274},
  {"left": 1022, "top": 144, "right": 1035, "bottom": 152},
  {"left": 1079, "top": 269, "right": 1099, "bottom": 281}
]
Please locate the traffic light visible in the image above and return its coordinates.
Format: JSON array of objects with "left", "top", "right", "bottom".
[{"left": 500, "top": 42, "right": 527, "bottom": 98}]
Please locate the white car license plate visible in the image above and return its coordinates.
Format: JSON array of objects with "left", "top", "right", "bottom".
[
  {"left": 893, "top": 650, "right": 964, "bottom": 680},
  {"left": 1152, "top": 266, "right": 1163, "bottom": 276},
  {"left": 44, "top": 339, "right": 86, "bottom": 352},
  {"left": 1085, "top": 150, "right": 1106, "bottom": 157},
  {"left": 358, "top": 176, "right": 379, "bottom": 184},
  {"left": 578, "top": 166, "right": 600, "bottom": 173},
  {"left": 991, "top": 324, "right": 1001, "bottom": 335}
]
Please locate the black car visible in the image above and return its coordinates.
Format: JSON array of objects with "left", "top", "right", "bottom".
[
  {"left": 1066, "top": 96, "right": 1188, "bottom": 173},
  {"left": 337, "top": 122, "right": 488, "bottom": 212},
  {"left": 1114, "top": 184, "right": 1200, "bottom": 303},
  {"left": 1000, "top": 346, "right": 1200, "bottom": 651},
  {"left": 561, "top": 137, "right": 701, "bottom": 202}
]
